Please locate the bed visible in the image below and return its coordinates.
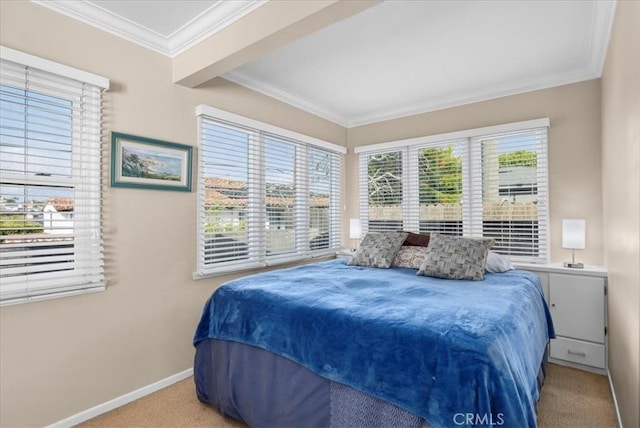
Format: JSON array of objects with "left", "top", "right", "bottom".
[{"left": 193, "top": 253, "right": 555, "bottom": 428}]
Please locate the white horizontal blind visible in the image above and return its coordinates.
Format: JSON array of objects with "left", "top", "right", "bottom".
[
  {"left": 198, "top": 119, "right": 257, "bottom": 269},
  {"left": 197, "top": 113, "right": 343, "bottom": 276},
  {"left": 309, "top": 146, "right": 341, "bottom": 252},
  {"left": 0, "top": 57, "right": 106, "bottom": 304},
  {"left": 357, "top": 120, "right": 549, "bottom": 263},
  {"left": 415, "top": 140, "right": 466, "bottom": 236},
  {"left": 470, "top": 128, "right": 549, "bottom": 262},
  {"left": 359, "top": 150, "right": 405, "bottom": 234},
  {"left": 264, "top": 133, "right": 298, "bottom": 259}
]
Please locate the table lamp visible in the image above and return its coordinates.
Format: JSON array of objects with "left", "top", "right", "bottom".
[
  {"left": 562, "top": 219, "right": 585, "bottom": 268},
  {"left": 349, "top": 218, "right": 362, "bottom": 251}
]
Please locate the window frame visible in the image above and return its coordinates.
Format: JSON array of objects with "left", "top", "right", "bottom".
[
  {"left": 195, "top": 105, "right": 345, "bottom": 278},
  {"left": 0, "top": 46, "right": 108, "bottom": 306},
  {"left": 356, "top": 118, "right": 550, "bottom": 264}
]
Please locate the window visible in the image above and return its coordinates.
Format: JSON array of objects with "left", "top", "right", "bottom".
[
  {"left": 0, "top": 47, "right": 108, "bottom": 305},
  {"left": 357, "top": 119, "right": 549, "bottom": 263},
  {"left": 196, "top": 105, "right": 344, "bottom": 277},
  {"left": 360, "top": 150, "right": 404, "bottom": 232}
]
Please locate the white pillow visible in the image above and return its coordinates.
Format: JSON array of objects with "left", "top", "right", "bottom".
[{"left": 485, "top": 251, "right": 515, "bottom": 273}]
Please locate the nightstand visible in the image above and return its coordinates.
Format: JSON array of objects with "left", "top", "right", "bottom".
[{"left": 514, "top": 263, "right": 608, "bottom": 374}]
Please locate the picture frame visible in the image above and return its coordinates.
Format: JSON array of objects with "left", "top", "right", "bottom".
[{"left": 110, "top": 132, "right": 193, "bottom": 192}]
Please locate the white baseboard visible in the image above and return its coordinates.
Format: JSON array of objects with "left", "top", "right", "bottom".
[
  {"left": 607, "top": 369, "right": 623, "bottom": 428},
  {"left": 47, "top": 368, "right": 194, "bottom": 428}
]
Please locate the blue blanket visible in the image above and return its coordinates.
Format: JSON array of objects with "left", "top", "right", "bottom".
[{"left": 194, "top": 259, "right": 554, "bottom": 428}]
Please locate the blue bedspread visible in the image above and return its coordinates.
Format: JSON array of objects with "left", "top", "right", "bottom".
[{"left": 194, "top": 259, "right": 555, "bottom": 428}]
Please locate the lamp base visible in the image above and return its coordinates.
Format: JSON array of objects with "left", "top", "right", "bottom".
[{"left": 563, "top": 262, "right": 584, "bottom": 269}]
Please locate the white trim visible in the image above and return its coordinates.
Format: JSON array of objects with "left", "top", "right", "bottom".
[
  {"left": 168, "top": 1, "right": 268, "bottom": 57},
  {"left": 196, "top": 105, "right": 347, "bottom": 154},
  {"left": 47, "top": 368, "right": 194, "bottom": 428},
  {"left": 224, "top": 63, "right": 597, "bottom": 129},
  {"left": 588, "top": 1, "right": 618, "bottom": 77},
  {"left": 0, "top": 45, "right": 109, "bottom": 89},
  {"left": 223, "top": 70, "right": 349, "bottom": 127},
  {"left": 347, "top": 70, "right": 593, "bottom": 128},
  {"left": 31, "top": 0, "right": 267, "bottom": 58},
  {"left": 193, "top": 249, "right": 336, "bottom": 280},
  {"left": 354, "top": 118, "right": 550, "bottom": 154},
  {"left": 0, "top": 285, "right": 105, "bottom": 308},
  {"left": 607, "top": 369, "right": 624, "bottom": 428},
  {"left": 513, "top": 263, "right": 607, "bottom": 278}
]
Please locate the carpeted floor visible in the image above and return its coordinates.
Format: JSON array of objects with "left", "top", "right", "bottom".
[{"left": 78, "top": 363, "right": 617, "bottom": 428}]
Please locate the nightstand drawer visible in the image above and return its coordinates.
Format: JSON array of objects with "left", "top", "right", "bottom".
[{"left": 550, "top": 337, "right": 605, "bottom": 369}]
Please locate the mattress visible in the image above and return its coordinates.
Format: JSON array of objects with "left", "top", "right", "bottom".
[{"left": 194, "top": 259, "right": 554, "bottom": 427}]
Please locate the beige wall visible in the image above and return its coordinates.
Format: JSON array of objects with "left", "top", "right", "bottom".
[
  {"left": 0, "top": 2, "right": 346, "bottom": 427},
  {"left": 601, "top": 1, "right": 640, "bottom": 427},
  {"left": 347, "top": 80, "right": 604, "bottom": 265}
]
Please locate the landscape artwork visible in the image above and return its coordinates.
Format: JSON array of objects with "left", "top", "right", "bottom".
[
  {"left": 111, "top": 132, "right": 192, "bottom": 191},
  {"left": 122, "top": 145, "right": 182, "bottom": 181}
]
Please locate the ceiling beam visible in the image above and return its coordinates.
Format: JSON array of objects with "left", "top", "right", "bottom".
[{"left": 172, "top": 0, "right": 379, "bottom": 88}]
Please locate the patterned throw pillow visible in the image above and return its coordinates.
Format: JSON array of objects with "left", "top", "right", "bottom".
[
  {"left": 348, "top": 232, "right": 408, "bottom": 268},
  {"left": 417, "top": 233, "right": 495, "bottom": 280},
  {"left": 392, "top": 246, "right": 429, "bottom": 269}
]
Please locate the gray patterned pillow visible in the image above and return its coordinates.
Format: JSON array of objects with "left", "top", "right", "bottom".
[
  {"left": 392, "top": 246, "right": 429, "bottom": 269},
  {"left": 348, "top": 232, "right": 408, "bottom": 268},
  {"left": 417, "top": 233, "right": 495, "bottom": 280}
]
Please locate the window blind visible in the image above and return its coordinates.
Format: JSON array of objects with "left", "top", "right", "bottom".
[
  {"left": 357, "top": 120, "right": 549, "bottom": 263},
  {"left": 414, "top": 140, "right": 466, "bottom": 236},
  {"left": 196, "top": 107, "right": 344, "bottom": 277},
  {"left": 0, "top": 50, "right": 107, "bottom": 305},
  {"left": 359, "top": 150, "right": 404, "bottom": 234},
  {"left": 470, "top": 128, "right": 549, "bottom": 262}
]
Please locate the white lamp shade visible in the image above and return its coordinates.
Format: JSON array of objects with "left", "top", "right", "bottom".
[
  {"left": 562, "top": 219, "right": 585, "bottom": 250},
  {"left": 349, "top": 218, "right": 362, "bottom": 240}
]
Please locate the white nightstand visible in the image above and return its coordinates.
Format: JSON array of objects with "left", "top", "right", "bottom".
[{"left": 514, "top": 263, "right": 608, "bottom": 375}]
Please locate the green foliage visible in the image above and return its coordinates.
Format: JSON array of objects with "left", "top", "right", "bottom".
[
  {"left": 418, "top": 147, "right": 462, "bottom": 204},
  {"left": 205, "top": 221, "right": 247, "bottom": 234},
  {"left": 0, "top": 215, "right": 43, "bottom": 236},
  {"left": 498, "top": 150, "right": 537, "bottom": 168},
  {"left": 205, "top": 207, "right": 247, "bottom": 234}
]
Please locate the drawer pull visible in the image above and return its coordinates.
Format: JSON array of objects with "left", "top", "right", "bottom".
[{"left": 567, "top": 349, "right": 587, "bottom": 357}]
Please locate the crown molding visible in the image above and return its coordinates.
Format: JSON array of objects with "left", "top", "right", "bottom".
[
  {"left": 347, "top": 68, "right": 600, "bottom": 127},
  {"left": 587, "top": 0, "right": 617, "bottom": 76},
  {"left": 30, "top": 0, "right": 267, "bottom": 58},
  {"left": 223, "top": 70, "right": 350, "bottom": 127},
  {"left": 226, "top": 66, "right": 599, "bottom": 129},
  {"left": 167, "top": 1, "right": 267, "bottom": 57}
]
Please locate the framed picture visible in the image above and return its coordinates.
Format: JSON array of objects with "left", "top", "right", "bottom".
[{"left": 111, "top": 132, "right": 193, "bottom": 192}]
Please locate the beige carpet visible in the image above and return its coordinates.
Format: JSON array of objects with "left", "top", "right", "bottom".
[{"left": 78, "top": 363, "right": 617, "bottom": 428}]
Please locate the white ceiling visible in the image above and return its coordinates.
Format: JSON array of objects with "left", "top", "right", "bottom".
[{"left": 33, "top": 0, "right": 617, "bottom": 128}]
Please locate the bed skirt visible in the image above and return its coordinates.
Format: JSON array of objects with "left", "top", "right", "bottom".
[{"left": 194, "top": 339, "right": 548, "bottom": 427}]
